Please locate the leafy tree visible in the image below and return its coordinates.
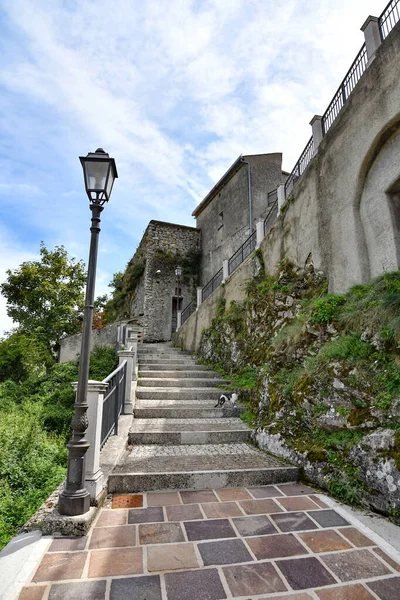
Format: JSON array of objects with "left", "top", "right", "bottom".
[
  {"left": 0, "top": 332, "right": 50, "bottom": 382},
  {"left": 0, "top": 243, "right": 86, "bottom": 359}
]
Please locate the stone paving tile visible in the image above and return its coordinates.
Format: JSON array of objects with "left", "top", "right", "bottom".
[
  {"left": 248, "top": 485, "right": 283, "bottom": 498},
  {"left": 316, "top": 583, "right": 376, "bottom": 599},
  {"left": 372, "top": 546, "right": 400, "bottom": 571},
  {"left": 247, "top": 532, "right": 309, "bottom": 559},
  {"left": 278, "top": 483, "right": 316, "bottom": 496},
  {"left": 215, "top": 487, "right": 252, "bottom": 501},
  {"left": 166, "top": 503, "right": 203, "bottom": 521},
  {"left": 88, "top": 547, "right": 143, "bottom": 577},
  {"left": 164, "top": 568, "right": 226, "bottom": 600},
  {"left": 298, "top": 530, "right": 352, "bottom": 553},
  {"left": 127, "top": 506, "right": 164, "bottom": 524},
  {"left": 232, "top": 515, "right": 277, "bottom": 537},
  {"left": 321, "top": 548, "right": 391, "bottom": 581},
  {"left": 110, "top": 575, "right": 162, "bottom": 600},
  {"left": 198, "top": 538, "right": 253, "bottom": 566},
  {"left": 112, "top": 494, "right": 143, "bottom": 509},
  {"left": 139, "top": 522, "right": 184, "bottom": 545},
  {"left": 270, "top": 511, "right": 319, "bottom": 532},
  {"left": 48, "top": 537, "right": 87, "bottom": 552},
  {"left": 308, "top": 510, "right": 350, "bottom": 528},
  {"left": 48, "top": 580, "right": 106, "bottom": 600},
  {"left": 147, "top": 543, "right": 199, "bottom": 572},
  {"left": 89, "top": 525, "right": 136, "bottom": 549},
  {"left": 309, "top": 495, "right": 329, "bottom": 508},
  {"left": 95, "top": 509, "right": 127, "bottom": 527},
  {"left": 223, "top": 561, "right": 287, "bottom": 596},
  {"left": 201, "top": 501, "right": 243, "bottom": 518},
  {"left": 32, "top": 552, "right": 87, "bottom": 582},
  {"left": 276, "top": 556, "right": 336, "bottom": 589},
  {"left": 338, "top": 527, "right": 374, "bottom": 547},
  {"left": 180, "top": 489, "right": 218, "bottom": 504},
  {"left": 184, "top": 518, "right": 236, "bottom": 541},
  {"left": 239, "top": 498, "right": 282, "bottom": 515},
  {"left": 18, "top": 586, "right": 47, "bottom": 600},
  {"left": 147, "top": 491, "right": 181, "bottom": 506},
  {"left": 279, "top": 496, "right": 321, "bottom": 511},
  {"left": 367, "top": 576, "right": 400, "bottom": 600},
  {"left": 262, "top": 594, "right": 313, "bottom": 600}
]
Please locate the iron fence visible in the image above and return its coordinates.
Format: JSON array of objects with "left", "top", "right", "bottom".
[
  {"left": 264, "top": 199, "right": 278, "bottom": 236},
  {"left": 101, "top": 360, "right": 126, "bottom": 448},
  {"left": 181, "top": 297, "right": 197, "bottom": 324},
  {"left": 322, "top": 44, "right": 367, "bottom": 136},
  {"left": 284, "top": 136, "right": 314, "bottom": 197},
  {"left": 267, "top": 188, "right": 278, "bottom": 205},
  {"left": 202, "top": 267, "right": 223, "bottom": 302},
  {"left": 228, "top": 230, "right": 257, "bottom": 275},
  {"left": 379, "top": 0, "right": 400, "bottom": 39}
]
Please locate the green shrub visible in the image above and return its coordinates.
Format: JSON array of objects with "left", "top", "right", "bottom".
[{"left": 309, "top": 294, "right": 345, "bottom": 324}]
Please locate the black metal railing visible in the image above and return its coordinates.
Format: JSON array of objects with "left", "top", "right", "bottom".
[
  {"left": 284, "top": 136, "right": 314, "bottom": 197},
  {"left": 101, "top": 360, "right": 126, "bottom": 448},
  {"left": 321, "top": 44, "right": 367, "bottom": 136},
  {"left": 264, "top": 199, "right": 278, "bottom": 236},
  {"left": 267, "top": 188, "right": 278, "bottom": 205},
  {"left": 181, "top": 297, "right": 197, "bottom": 324},
  {"left": 202, "top": 267, "right": 223, "bottom": 302},
  {"left": 379, "top": 0, "right": 400, "bottom": 39},
  {"left": 228, "top": 230, "right": 257, "bottom": 275}
]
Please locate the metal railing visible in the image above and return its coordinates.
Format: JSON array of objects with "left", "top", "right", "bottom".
[
  {"left": 267, "top": 188, "right": 278, "bottom": 205},
  {"left": 101, "top": 360, "right": 126, "bottom": 448},
  {"left": 321, "top": 44, "right": 368, "bottom": 136},
  {"left": 264, "top": 199, "right": 279, "bottom": 235},
  {"left": 228, "top": 230, "right": 257, "bottom": 275},
  {"left": 202, "top": 267, "right": 223, "bottom": 302},
  {"left": 379, "top": 0, "right": 400, "bottom": 39},
  {"left": 284, "top": 136, "right": 314, "bottom": 197},
  {"left": 181, "top": 297, "right": 197, "bottom": 325}
]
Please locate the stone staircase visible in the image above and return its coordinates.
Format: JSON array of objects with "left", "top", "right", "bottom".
[{"left": 108, "top": 343, "right": 298, "bottom": 493}]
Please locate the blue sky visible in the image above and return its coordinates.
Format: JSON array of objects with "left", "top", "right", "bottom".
[{"left": 0, "top": 0, "right": 381, "bottom": 334}]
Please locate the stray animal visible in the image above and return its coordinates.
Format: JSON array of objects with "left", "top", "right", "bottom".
[{"left": 214, "top": 392, "right": 238, "bottom": 409}]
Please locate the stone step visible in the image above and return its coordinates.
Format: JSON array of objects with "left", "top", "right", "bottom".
[
  {"left": 139, "top": 364, "right": 213, "bottom": 372},
  {"left": 108, "top": 443, "right": 298, "bottom": 493},
  {"left": 137, "top": 377, "right": 227, "bottom": 388},
  {"left": 134, "top": 405, "right": 243, "bottom": 419},
  {"left": 138, "top": 358, "right": 198, "bottom": 365},
  {"left": 137, "top": 370, "right": 219, "bottom": 378},
  {"left": 138, "top": 353, "right": 192, "bottom": 360},
  {"left": 129, "top": 418, "right": 250, "bottom": 444},
  {"left": 136, "top": 388, "right": 223, "bottom": 400}
]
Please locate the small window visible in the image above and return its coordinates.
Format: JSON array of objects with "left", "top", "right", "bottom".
[{"left": 218, "top": 211, "right": 224, "bottom": 230}]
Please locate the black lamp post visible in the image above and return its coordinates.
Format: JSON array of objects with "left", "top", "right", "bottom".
[{"left": 58, "top": 148, "right": 118, "bottom": 516}]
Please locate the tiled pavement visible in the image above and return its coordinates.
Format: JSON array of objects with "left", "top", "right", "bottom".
[{"left": 19, "top": 483, "right": 400, "bottom": 600}]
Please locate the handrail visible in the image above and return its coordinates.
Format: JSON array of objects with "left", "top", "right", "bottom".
[
  {"left": 228, "top": 230, "right": 257, "bottom": 276},
  {"left": 267, "top": 188, "right": 278, "bottom": 205},
  {"left": 379, "top": 0, "right": 400, "bottom": 39},
  {"left": 264, "top": 199, "right": 278, "bottom": 236},
  {"left": 202, "top": 267, "right": 223, "bottom": 302},
  {"left": 102, "top": 359, "right": 127, "bottom": 384},
  {"left": 181, "top": 298, "right": 197, "bottom": 325},
  {"left": 284, "top": 136, "right": 314, "bottom": 197}
]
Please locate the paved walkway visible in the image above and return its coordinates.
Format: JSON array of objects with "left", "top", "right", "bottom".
[{"left": 18, "top": 483, "right": 400, "bottom": 600}]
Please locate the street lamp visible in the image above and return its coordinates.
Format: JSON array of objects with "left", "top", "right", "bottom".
[{"left": 58, "top": 149, "right": 118, "bottom": 516}]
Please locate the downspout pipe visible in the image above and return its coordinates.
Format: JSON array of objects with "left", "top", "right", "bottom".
[{"left": 240, "top": 157, "right": 252, "bottom": 233}]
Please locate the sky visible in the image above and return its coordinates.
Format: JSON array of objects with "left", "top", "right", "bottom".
[{"left": 0, "top": 0, "right": 383, "bottom": 335}]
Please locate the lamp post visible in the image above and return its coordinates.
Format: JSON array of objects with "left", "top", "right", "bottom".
[
  {"left": 58, "top": 148, "right": 118, "bottom": 516},
  {"left": 175, "top": 266, "right": 182, "bottom": 331}
]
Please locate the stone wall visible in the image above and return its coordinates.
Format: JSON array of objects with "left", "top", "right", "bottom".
[
  {"left": 59, "top": 321, "right": 121, "bottom": 363},
  {"left": 137, "top": 221, "right": 201, "bottom": 342},
  {"left": 195, "top": 154, "right": 284, "bottom": 284}
]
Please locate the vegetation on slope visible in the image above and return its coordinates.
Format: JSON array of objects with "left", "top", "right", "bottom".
[{"left": 198, "top": 257, "right": 400, "bottom": 517}]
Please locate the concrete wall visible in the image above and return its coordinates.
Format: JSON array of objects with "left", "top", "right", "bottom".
[
  {"left": 175, "top": 21, "right": 400, "bottom": 349},
  {"left": 174, "top": 252, "right": 258, "bottom": 353},
  {"left": 260, "top": 21, "right": 400, "bottom": 293},
  {"left": 196, "top": 154, "right": 284, "bottom": 284},
  {"left": 59, "top": 322, "right": 121, "bottom": 363}
]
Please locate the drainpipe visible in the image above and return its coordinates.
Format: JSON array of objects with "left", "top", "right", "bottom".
[{"left": 240, "top": 157, "right": 252, "bottom": 234}]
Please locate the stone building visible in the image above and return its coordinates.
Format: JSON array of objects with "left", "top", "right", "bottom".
[
  {"left": 193, "top": 153, "right": 288, "bottom": 284},
  {"left": 118, "top": 220, "right": 201, "bottom": 342}
]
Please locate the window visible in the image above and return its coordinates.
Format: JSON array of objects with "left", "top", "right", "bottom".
[{"left": 218, "top": 211, "right": 224, "bottom": 230}]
